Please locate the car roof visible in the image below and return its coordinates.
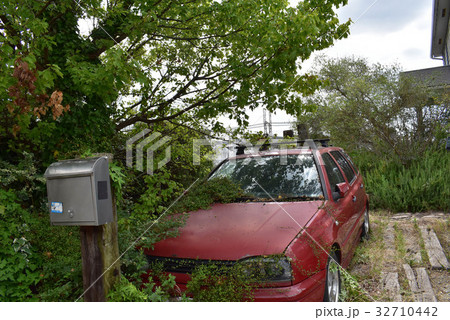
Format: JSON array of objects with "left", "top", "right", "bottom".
[{"left": 228, "top": 146, "right": 342, "bottom": 160}]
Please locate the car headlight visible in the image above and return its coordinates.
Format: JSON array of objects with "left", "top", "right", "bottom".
[{"left": 239, "top": 256, "right": 292, "bottom": 283}]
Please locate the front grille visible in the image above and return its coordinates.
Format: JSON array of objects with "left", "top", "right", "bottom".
[{"left": 146, "top": 255, "right": 236, "bottom": 274}]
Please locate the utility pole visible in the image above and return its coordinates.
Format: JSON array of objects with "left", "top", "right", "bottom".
[{"left": 263, "top": 108, "right": 273, "bottom": 137}]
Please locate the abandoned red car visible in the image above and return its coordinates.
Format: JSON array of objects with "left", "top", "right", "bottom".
[{"left": 144, "top": 140, "right": 369, "bottom": 301}]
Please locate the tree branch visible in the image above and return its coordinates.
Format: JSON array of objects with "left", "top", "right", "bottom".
[
  {"left": 36, "top": 0, "right": 53, "bottom": 17},
  {"left": 115, "top": 33, "right": 288, "bottom": 132},
  {"left": 88, "top": 33, "right": 128, "bottom": 60},
  {"left": 0, "top": 14, "right": 22, "bottom": 50},
  {"left": 165, "top": 119, "right": 220, "bottom": 139}
]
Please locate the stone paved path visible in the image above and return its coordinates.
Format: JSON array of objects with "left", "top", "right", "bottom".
[{"left": 350, "top": 212, "right": 449, "bottom": 302}]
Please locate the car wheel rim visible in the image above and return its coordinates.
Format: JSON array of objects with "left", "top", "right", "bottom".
[
  {"left": 327, "top": 260, "right": 340, "bottom": 302},
  {"left": 364, "top": 210, "right": 369, "bottom": 234}
]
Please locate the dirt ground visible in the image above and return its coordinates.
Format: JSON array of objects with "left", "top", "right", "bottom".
[{"left": 345, "top": 211, "right": 449, "bottom": 302}]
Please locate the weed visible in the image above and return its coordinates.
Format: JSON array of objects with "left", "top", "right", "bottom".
[
  {"left": 346, "top": 215, "right": 397, "bottom": 301},
  {"left": 186, "top": 263, "right": 256, "bottom": 302},
  {"left": 107, "top": 274, "right": 177, "bottom": 302},
  {"left": 398, "top": 272, "right": 414, "bottom": 302},
  {"left": 413, "top": 221, "right": 430, "bottom": 265},
  {"left": 339, "top": 269, "right": 371, "bottom": 302},
  {"left": 393, "top": 223, "right": 406, "bottom": 261}
]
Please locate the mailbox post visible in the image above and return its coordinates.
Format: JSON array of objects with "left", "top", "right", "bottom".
[{"left": 44, "top": 156, "right": 120, "bottom": 301}]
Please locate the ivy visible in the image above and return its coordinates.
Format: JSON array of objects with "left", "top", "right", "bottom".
[
  {"left": 0, "top": 189, "right": 41, "bottom": 301},
  {"left": 171, "top": 177, "right": 249, "bottom": 214},
  {"left": 107, "top": 274, "right": 177, "bottom": 302}
]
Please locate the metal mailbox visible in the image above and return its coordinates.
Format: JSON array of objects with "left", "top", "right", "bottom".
[{"left": 44, "top": 156, "right": 113, "bottom": 226}]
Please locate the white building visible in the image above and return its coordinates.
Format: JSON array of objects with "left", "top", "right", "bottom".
[
  {"left": 431, "top": 0, "right": 450, "bottom": 65},
  {"left": 402, "top": 0, "right": 450, "bottom": 89}
]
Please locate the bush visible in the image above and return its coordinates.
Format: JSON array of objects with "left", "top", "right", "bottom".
[
  {"left": 107, "top": 275, "right": 177, "bottom": 302},
  {"left": 0, "top": 189, "right": 41, "bottom": 301},
  {"left": 0, "top": 152, "right": 83, "bottom": 301},
  {"left": 27, "top": 215, "right": 83, "bottom": 301},
  {"left": 350, "top": 148, "right": 450, "bottom": 212}
]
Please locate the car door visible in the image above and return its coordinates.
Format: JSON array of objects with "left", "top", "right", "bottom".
[
  {"left": 330, "top": 151, "right": 365, "bottom": 215},
  {"left": 329, "top": 150, "right": 366, "bottom": 251},
  {"left": 320, "top": 152, "right": 355, "bottom": 255}
]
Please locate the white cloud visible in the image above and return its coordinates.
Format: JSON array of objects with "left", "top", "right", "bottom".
[
  {"left": 323, "top": 0, "right": 442, "bottom": 70},
  {"left": 337, "top": 0, "right": 430, "bottom": 34},
  {"left": 233, "top": 0, "right": 445, "bottom": 133}
]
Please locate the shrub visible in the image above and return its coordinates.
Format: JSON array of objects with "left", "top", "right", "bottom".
[
  {"left": 0, "top": 189, "right": 41, "bottom": 301},
  {"left": 107, "top": 274, "right": 177, "bottom": 302},
  {"left": 0, "top": 152, "right": 83, "bottom": 301},
  {"left": 350, "top": 148, "right": 450, "bottom": 212}
]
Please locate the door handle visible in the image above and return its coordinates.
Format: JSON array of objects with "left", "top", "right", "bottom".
[
  {"left": 352, "top": 196, "right": 357, "bottom": 202},
  {"left": 360, "top": 183, "right": 364, "bottom": 189}
]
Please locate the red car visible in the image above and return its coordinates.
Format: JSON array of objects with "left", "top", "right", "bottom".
[{"left": 144, "top": 140, "right": 369, "bottom": 301}]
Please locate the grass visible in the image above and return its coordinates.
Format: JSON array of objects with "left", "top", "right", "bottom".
[
  {"left": 398, "top": 272, "right": 414, "bottom": 302},
  {"left": 413, "top": 218, "right": 430, "bottom": 266},
  {"left": 394, "top": 222, "right": 407, "bottom": 261},
  {"left": 339, "top": 271, "right": 372, "bottom": 302},
  {"left": 343, "top": 214, "right": 389, "bottom": 301},
  {"left": 367, "top": 215, "right": 390, "bottom": 277}
]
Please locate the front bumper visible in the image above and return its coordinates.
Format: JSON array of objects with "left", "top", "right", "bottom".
[{"left": 158, "top": 269, "right": 327, "bottom": 302}]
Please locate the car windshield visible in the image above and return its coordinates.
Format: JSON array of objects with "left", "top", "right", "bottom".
[{"left": 210, "top": 154, "right": 323, "bottom": 200}]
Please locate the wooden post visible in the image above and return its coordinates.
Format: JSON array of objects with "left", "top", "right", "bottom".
[
  {"left": 80, "top": 226, "right": 105, "bottom": 301},
  {"left": 100, "top": 186, "right": 121, "bottom": 297},
  {"left": 79, "top": 153, "right": 120, "bottom": 302}
]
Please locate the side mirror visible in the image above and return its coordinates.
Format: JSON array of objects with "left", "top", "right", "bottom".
[{"left": 336, "top": 182, "right": 350, "bottom": 198}]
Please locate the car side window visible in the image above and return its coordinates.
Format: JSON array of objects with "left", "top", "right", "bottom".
[
  {"left": 340, "top": 150, "right": 359, "bottom": 174},
  {"left": 330, "top": 151, "right": 356, "bottom": 184},
  {"left": 322, "top": 153, "right": 345, "bottom": 189}
]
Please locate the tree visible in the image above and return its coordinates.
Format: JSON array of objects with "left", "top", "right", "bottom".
[
  {"left": 1, "top": 0, "right": 350, "bottom": 162},
  {"left": 0, "top": 1, "right": 354, "bottom": 301},
  {"left": 297, "top": 56, "right": 449, "bottom": 165}
]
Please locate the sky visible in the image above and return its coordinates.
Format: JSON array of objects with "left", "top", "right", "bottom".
[
  {"left": 243, "top": 0, "right": 444, "bottom": 136},
  {"left": 327, "top": 0, "right": 442, "bottom": 71}
]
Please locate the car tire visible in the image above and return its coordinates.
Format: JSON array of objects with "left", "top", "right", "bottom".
[
  {"left": 323, "top": 251, "right": 341, "bottom": 302},
  {"left": 360, "top": 208, "right": 370, "bottom": 241}
]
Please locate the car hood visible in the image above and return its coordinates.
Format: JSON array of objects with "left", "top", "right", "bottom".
[{"left": 147, "top": 201, "right": 323, "bottom": 261}]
